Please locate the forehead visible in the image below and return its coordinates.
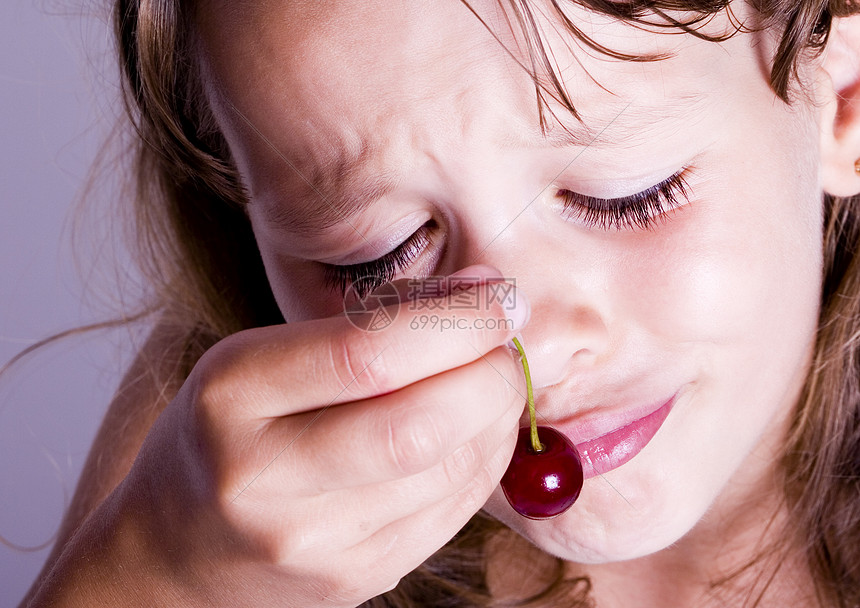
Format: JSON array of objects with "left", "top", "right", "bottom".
[
  {"left": 194, "top": 0, "right": 740, "bottom": 230},
  {"left": 197, "top": 1, "right": 538, "bottom": 162}
]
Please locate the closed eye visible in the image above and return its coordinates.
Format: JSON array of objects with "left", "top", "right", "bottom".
[
  {"left": 321, "top": 169, "right": 692, "bottom": 298},
  {"left": 557, "top": 168, "right": 693, "bottom": 231},
  {"left": 322, "top": 221, "right": 436, "bottom": 298}
]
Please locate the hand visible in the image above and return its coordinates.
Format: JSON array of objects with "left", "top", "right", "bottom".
[{"left": 33, "top": 269, "right": 528, "bottom": 608}]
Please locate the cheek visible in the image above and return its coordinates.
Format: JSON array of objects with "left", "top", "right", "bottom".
[
  {"left": 256, "top": 243, "right": 347, "bottom": 323},
  {"left": 619, "top": 65, "right": 824, "bottom": 352},
  {"left": 626, "top": 222, "right": 811, "bottom": 349},
  {"left": 603, "top": 141, "right": 823, "bottom": 543},
  {"left": 618, "top": 149, "right": 822, "bottom": 360},
  {"left": 490, "top": 179, "right": 823, "bottom": 564}
]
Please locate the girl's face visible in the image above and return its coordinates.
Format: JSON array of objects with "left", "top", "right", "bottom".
[{"left": 197, "top": 0, "right": 824, "bottom": 562}]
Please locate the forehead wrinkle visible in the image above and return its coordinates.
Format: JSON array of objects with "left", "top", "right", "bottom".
[{"left": 257, "top": 137, "right": 403, "bottom": 237}]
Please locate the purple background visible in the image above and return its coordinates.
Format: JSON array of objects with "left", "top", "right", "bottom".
[{"left": 1, "top": 2, "right": 141, "bottom": 604}]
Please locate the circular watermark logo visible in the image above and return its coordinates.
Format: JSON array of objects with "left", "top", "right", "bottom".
[{"left": 343, "top": 277, "right": 401, "bottom": 332}]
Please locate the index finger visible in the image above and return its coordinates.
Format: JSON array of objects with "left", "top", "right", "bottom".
[{"left": 197, "top": 270, "right": 529, "bottom": 420}]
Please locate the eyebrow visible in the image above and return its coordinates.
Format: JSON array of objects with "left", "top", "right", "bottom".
[
  {"left": 254, "top": 133, "right": 405, "bottom": 238},
  {"left": 224, "top": 98, "right": 402, "bottom": 238},
  {"left": 261, "top": 163, "right": 401, "bottom": 238},
  {"left": 262, "top": 92, "right": 708, "bottom": 236},
  {"left": 525, "top": 92, "right": 709, "bottom": 149}
]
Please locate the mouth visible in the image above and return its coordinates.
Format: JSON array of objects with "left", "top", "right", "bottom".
[{"left": 555, "top": 393, "right": 677, "bottom": 480}]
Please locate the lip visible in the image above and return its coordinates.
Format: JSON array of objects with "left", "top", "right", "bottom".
[{"left": 555, "top": 393, "right": 678, "bottom": 480}]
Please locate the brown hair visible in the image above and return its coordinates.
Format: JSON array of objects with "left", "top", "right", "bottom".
[{"left": 113, "top": 0, "right": 860, "bottom": 605}]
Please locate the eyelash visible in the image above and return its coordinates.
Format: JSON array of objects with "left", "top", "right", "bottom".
[
  {"left": 557, "top": 168, "right": 692, "bottom": 231},
  {"left": 322, "top": 222, "right": 434, "bottom": 298},
  {"left": 323, "top": 169, "right": 692, "bottom": 297}
]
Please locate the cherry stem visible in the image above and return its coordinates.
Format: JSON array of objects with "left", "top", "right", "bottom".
[{"left": 511, "top": 337, "right": 544, "bottom": 453}]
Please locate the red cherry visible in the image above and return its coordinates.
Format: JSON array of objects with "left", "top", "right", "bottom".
[
  {"left": 502, "top": 337, "right": 583, "bottom": 519},
  {"left": 501, "top": 425, "right": 583, "bottom": 519}
]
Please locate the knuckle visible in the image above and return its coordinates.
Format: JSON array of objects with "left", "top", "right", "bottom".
[
  {"left": 330, "top": 332, "right": 391, "bottom": 397},
  {"left": 189, "top": 332, "right": 255, "bottom": 415},
  {"left": 183, "top": 342, "right": 259, "bottom": 463},
  {"left": 228, "top": 509, "right": 332, "bottom": 567},
  {"left": 457, "top": 464, "right": 498, "bottom": 514},
  {"left": 386, "top": 405, "right": 447, "bottom": 476},
  {"left": 208, "top": 458, "right": 259, "bottom": 516},
  {"left": 441, "top": 439, "right": 484, "bottom": 487},
  {"left": 328, "top": 568, "right": 375, "bottom": 605},
  {"left": 205, "top": 463, "right": 272, "bottom": 530},
  {"left": 272, "top": 524, "right": 324, "bottom": 564}
]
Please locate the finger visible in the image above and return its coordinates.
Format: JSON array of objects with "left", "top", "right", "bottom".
[
  {"left": 218, "top": 395, "right": 518, "bottom": 581},
  {"left": 193, "top": 275, "right": 529, "bottom": 422},
  {"left": 320, "top": 392, "right": 521, "bottom": 549},
  {"left": 332, "top": 419, "right": 518, "bottom": 602},
  {"left": 253, "top": 398, "right": 519, "bottom": 562},
  {"left": 269, "top": 344, "right": 526, "bottom": 491}
]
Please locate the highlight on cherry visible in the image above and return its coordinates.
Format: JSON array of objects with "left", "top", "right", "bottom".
[{"left": 500, "top": 337, "right": 584, "bottom": 519}]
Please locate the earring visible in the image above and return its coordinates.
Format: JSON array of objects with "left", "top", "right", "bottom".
[{"left": 856, "top": 158, "right": 860, "bottom": 175}]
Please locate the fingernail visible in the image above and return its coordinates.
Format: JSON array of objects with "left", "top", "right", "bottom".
[
  {"left": 449, "top": 264, "right": 504, "bottom": 282},
  {"left": 505, "top": 288, "right": 530, "bottom": 331}
]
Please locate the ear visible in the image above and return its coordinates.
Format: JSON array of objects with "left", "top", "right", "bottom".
[{"left": 819, "top": 15, "right": 860, "bottom": 197}]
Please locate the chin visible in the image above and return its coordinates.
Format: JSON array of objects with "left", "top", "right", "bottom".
[{"left": 484, "top": 479, "right": 704, "bottom": 564}]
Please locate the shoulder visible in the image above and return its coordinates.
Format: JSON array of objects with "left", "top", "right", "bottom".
[
  {"left": 70, "top": 315, "right": 211, "bottom": 526},
  {"left": 23, "top": 315, "right": 209, "bottom": 604}
]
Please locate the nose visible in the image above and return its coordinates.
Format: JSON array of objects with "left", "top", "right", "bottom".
[
  {"left": 517, "top": 283, "right": 611, "bottom": 388},
  {"left": 449, "top": 190, "right": 612, "bottom": 390},
  {"left": 444, "top": 259, "right": 610, "bottom": 389}
]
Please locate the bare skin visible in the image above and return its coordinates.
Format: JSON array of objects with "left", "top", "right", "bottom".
[
  {"left": 23, "top": 275, "right": 531, "bottom": 607},
  {"left": 22, "top": 2, "right": 860, "bottom": 607}
]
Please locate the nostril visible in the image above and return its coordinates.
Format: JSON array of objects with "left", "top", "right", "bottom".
[
  {"left": 570, "top": 348, "right": 599, "bottom": 367},
  {"left": 516, "top": 323, "right": 609, "bottom": 389}
]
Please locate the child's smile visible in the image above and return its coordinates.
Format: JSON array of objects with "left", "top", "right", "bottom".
[{"left": 195, "top": 0, "right": 824, "bottom": 564}]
